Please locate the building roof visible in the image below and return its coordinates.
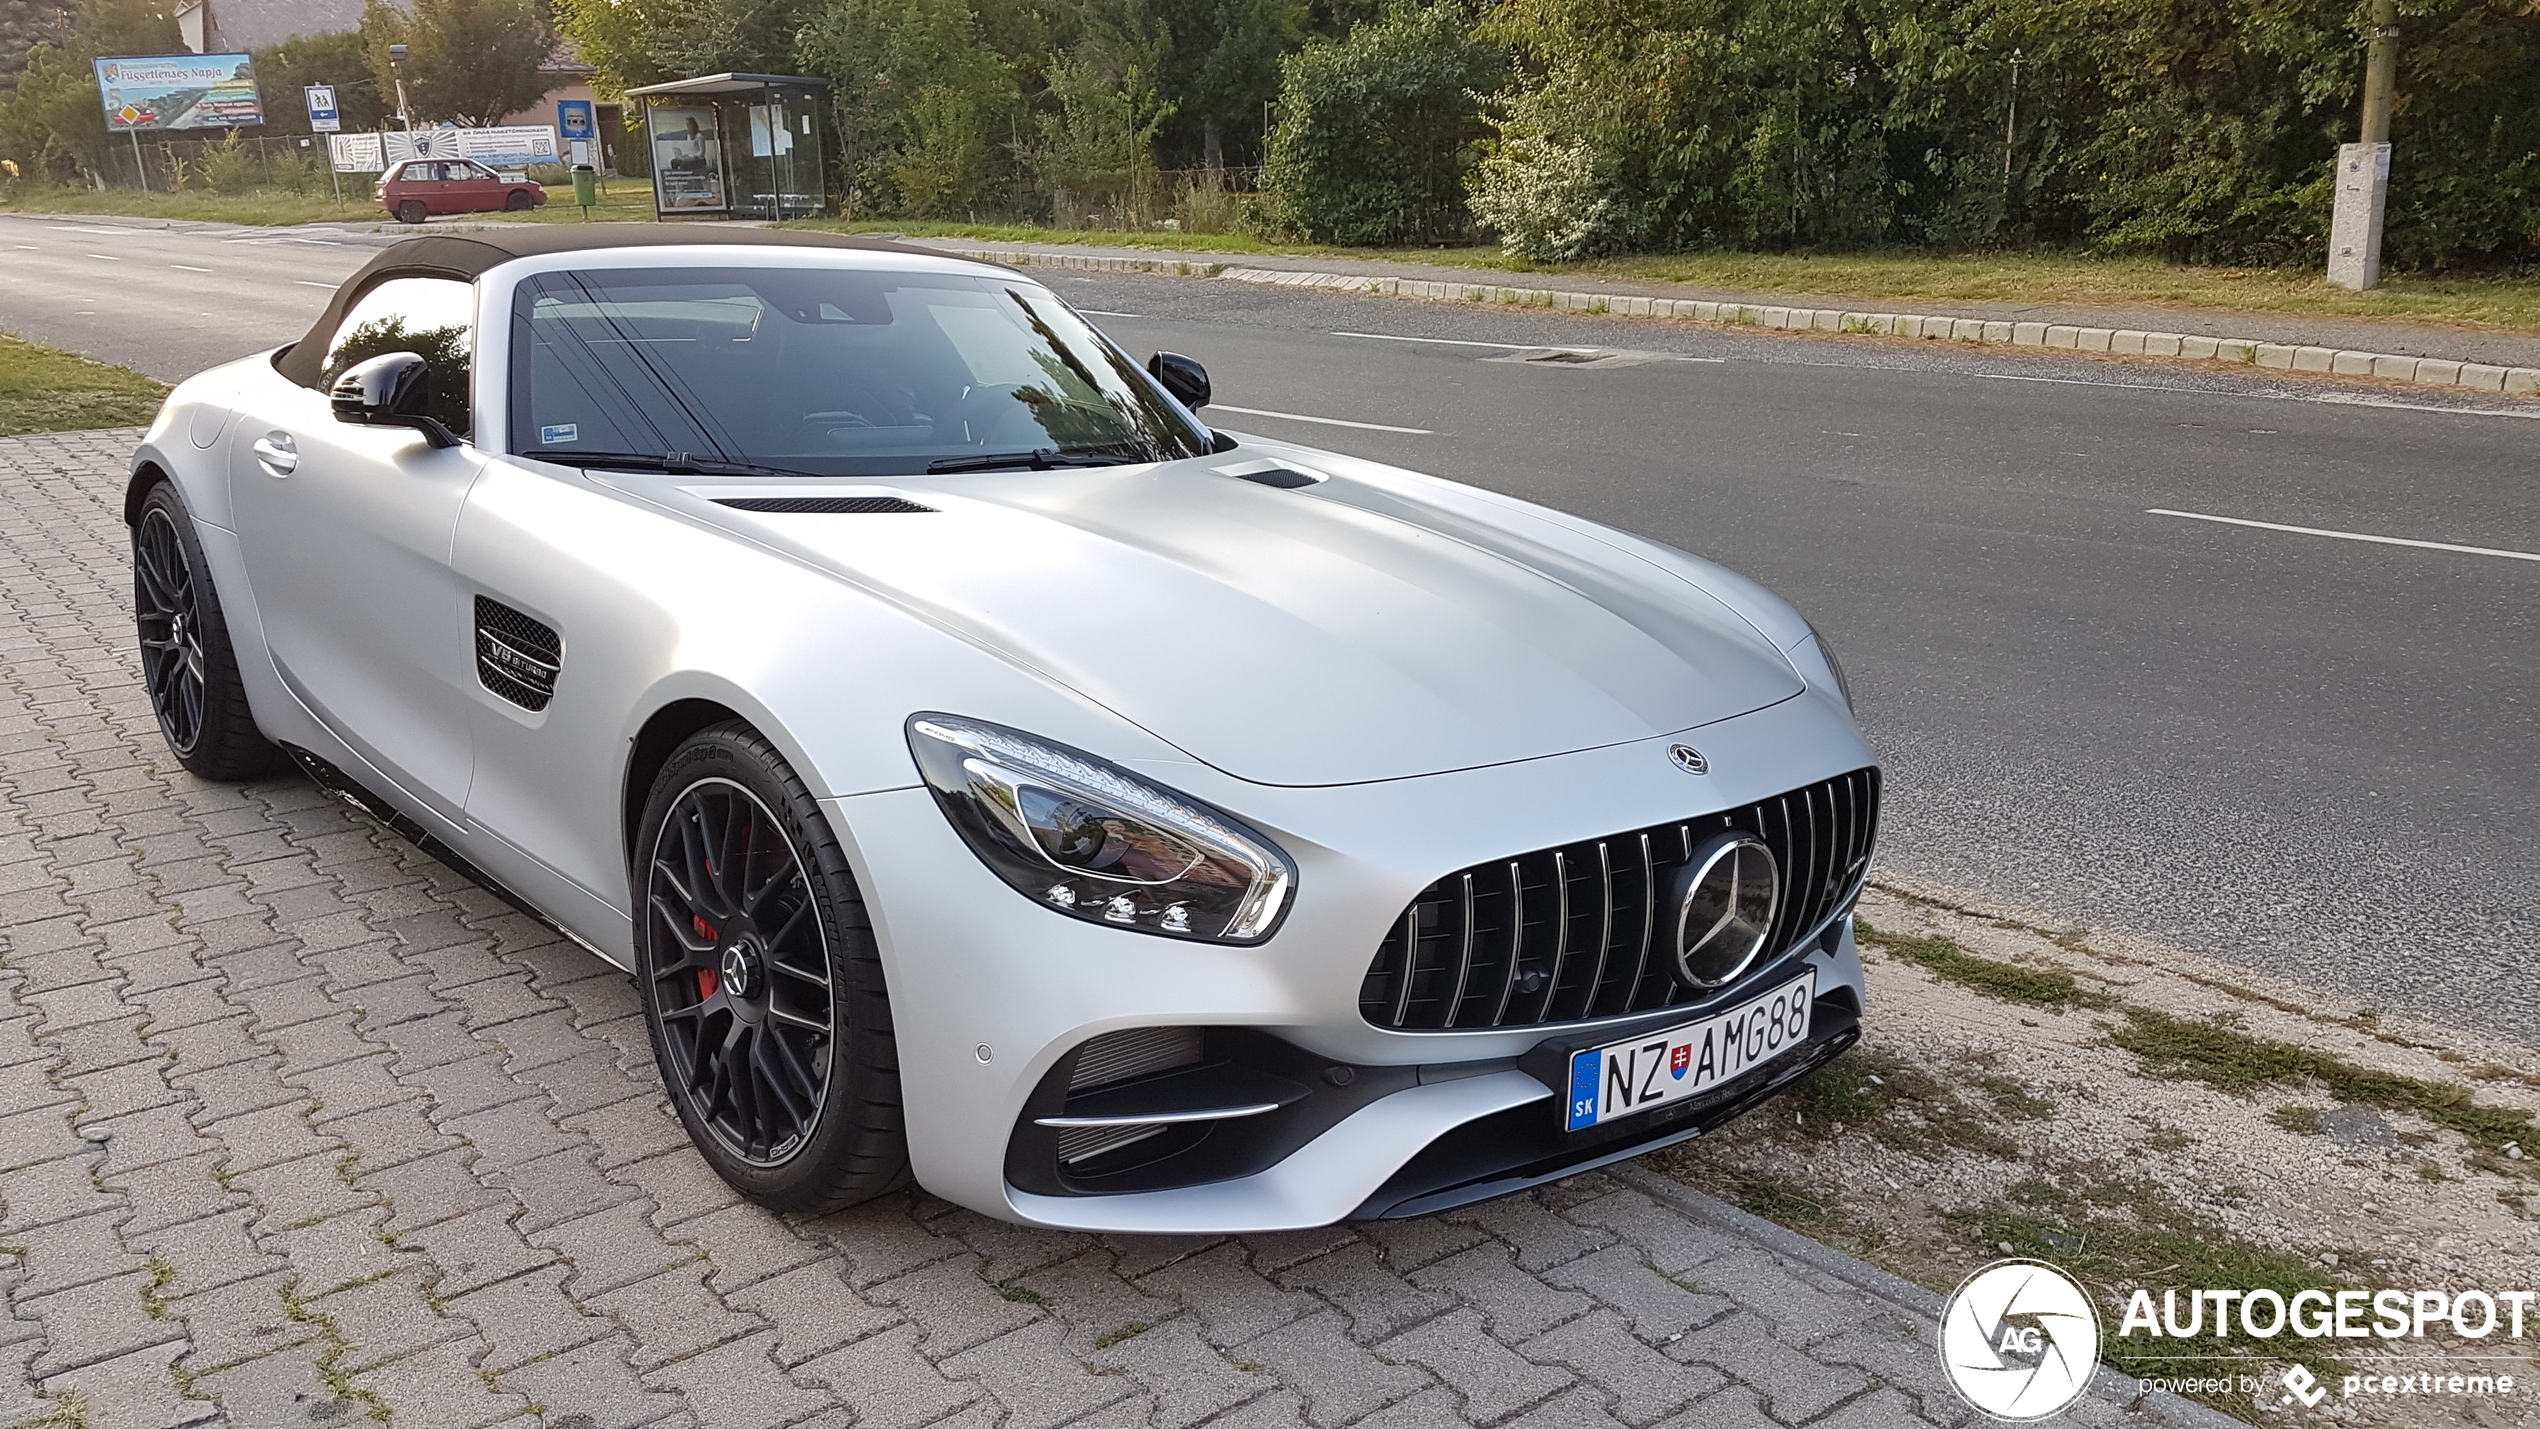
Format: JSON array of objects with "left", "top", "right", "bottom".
[
  {"left": 275, "top": 226, "right": 969, "bottom": 390},
  {"left": 623, "top": 73, "right": 829, "bottom": 97}
]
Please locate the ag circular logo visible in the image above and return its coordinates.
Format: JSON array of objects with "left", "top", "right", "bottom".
[{"left": 1940, "top": 1260, "right": 2101, "bottom": 1421}]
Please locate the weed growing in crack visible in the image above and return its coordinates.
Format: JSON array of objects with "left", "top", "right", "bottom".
[
  {"left": 1855, "top": 920, "right": 2107, "bottom": 1009},
  {"left": 2109, "top": 1008, "right": 2537, "bottom": 1153},
  {"left": 1093, "top": 1322, "right": 1151, "bottom": 1349}
]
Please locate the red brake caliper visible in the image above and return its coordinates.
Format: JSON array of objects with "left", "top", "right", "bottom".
[{"left": 693, "top": 915, "right": 719, "bottom": 998}]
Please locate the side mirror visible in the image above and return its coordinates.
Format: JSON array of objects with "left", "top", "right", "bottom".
[
  {"left": 330, "top": 352, "right": 458, "bottom": 448},
  {"left": 1147, "top": 351, "right": 1210, "bottom": 409}
]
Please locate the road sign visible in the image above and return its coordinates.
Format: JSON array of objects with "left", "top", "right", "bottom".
[
  {"left": 306, "top": 84, "right": 341, "bottom": 133},
  {"left": 557, "top": 99, "right": 594, "bottom": 141}
]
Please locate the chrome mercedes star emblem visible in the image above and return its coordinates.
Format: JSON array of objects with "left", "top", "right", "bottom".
[
  {"left": 1668, "top": 744, "right": 1709, "bottom": 775},
  {"left": 719, "top": 945, "right": 752, "bottom": 999}
]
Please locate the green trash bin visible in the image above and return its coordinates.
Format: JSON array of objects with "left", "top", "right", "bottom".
[{"left": 571, "top": 164, "right": 597, "bottom": 218}]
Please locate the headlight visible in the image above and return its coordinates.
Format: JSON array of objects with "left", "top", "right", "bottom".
[
  {"left": 1803, "top": 623, "right": 1855, "bottom": 711},
  {"left": 907, "top": 714, "right": 1296, "bottom": 944}
]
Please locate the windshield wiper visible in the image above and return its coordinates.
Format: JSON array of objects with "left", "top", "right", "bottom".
[
  {"left": 925, "top": 448, "right": 1144, "bottom": 474},
  {"left": 535, "top": 450, "right": 818, "bottom": 479}
]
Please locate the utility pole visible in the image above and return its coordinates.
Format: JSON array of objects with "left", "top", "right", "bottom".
[
  {"left": 2003, "top": 50, "right": 2021, "bottom": 182},
  {"left": 2328, "top": 0, "right": 2397, "bottom": 289},
  {"left": 388, "top": 43, "right": 412, "bottom": 130}
]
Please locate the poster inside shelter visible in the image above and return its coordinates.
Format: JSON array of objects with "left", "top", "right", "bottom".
[
  {"left": 651, "top": 107, "right": 726, "bottom": 211},
  {"left": 95, "top": 54, "right": 264, "bottom": 131}
]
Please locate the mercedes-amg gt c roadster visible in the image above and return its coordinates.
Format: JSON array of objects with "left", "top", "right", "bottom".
[{"left": 126, "top": 228, "right": 1879, "bottom": 1231}]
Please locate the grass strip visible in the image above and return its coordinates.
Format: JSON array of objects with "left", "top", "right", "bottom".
[
  {"left": 775, "top": 217, "right": 2540, "bottom": 336},
  {"left": 1855, "top": 919, "right": 2096, "bottom": 1009},
  {"left": 2110, "top": 1008, "right": 2536, "bottom": 1152},
  {"left": 0, "top": 332, "right": 166, "bottom": 436}
]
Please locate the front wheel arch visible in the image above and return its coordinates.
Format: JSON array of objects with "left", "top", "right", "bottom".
[
  {"left": 624, "top": 697, "right": 750, "bottom": 870},
  {"left": 124, "top": 461, "right": 169, "bottom": 528}
]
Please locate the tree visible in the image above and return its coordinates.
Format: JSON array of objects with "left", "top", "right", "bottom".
[
  {"left": 253, "top": 30, "right": 390, "bottom": 135},
  {"left": 1257, "top": 2, "right": 1501, "bottom": 243},
  {"left": 1152, "top": 0, "right": 1306, "bottom": 168},
  {"left": 361, "top": 0, "right": 552, "bottom": 127},
  {"left": 797, "top": 0, "right": 1015, "bottom": 213}
]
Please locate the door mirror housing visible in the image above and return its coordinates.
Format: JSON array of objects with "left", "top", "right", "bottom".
[
  {"left": 1147, "top": 351, "right": 1211, "bottom": 409},
  {"left": 330, "top": 352, "right": 459, "bottom": 448}
]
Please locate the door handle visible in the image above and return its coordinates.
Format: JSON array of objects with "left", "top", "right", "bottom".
[{"left": 252, "top": 431, "right": 298, "bottom": 476}]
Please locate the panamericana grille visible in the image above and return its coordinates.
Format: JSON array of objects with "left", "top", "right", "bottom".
[
  {"left": 713, "top": 496, "right": 936, "bottom": 514},
  {"left": 473, "top": 596, "right": 562, "bottom": 712},
  {"left": 1359, "top": 767, "right": 1880, "bottom": 1031}
]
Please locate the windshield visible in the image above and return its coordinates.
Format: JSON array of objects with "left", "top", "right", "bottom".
[{"left": 507, "top": 266, "right": 1212, "bottom": 476}]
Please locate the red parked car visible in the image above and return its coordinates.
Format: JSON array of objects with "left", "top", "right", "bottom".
[{"left": 375, "top": 158, "right": 546, "bottom": 224}]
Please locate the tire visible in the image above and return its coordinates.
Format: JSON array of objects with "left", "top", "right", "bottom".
[
  {"left": 133, "top": 482, "right": 275, "bottom": 781},
  {"left": 634, "top": 722, "right": 909, "bottom": 1212},
  {"left": 504, "top": 189, "right": 534, "bottom": 211},
  {"left": 397, "top": 200, "right": 427, "bottom": 225}
]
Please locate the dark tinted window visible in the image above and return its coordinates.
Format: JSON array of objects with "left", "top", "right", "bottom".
[{"left": 508, "top": 266, "right": 1209, "bottom": 476}]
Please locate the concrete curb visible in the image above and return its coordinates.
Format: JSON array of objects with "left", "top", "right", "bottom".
[
  {"left": 1613, "top": 1166, "right": 2249, "bottom": 1427},
  {"left": 937, "top": 245, "right": 2540, "bottom": 398}
]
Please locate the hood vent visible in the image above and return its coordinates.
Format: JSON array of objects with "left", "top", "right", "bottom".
[
  {"left": 1214, "top": 459, "right": 1327, "bottom": 490},
  {"left": 474, "top": 596, "right": 561, "bottom": 711},
  {"left": 715, "top": 496, "right": 936, "bottom": 514}
]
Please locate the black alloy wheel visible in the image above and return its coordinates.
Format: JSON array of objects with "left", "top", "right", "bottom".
[
  {"left": 636, "top": 724, "right": 907, "bottom": 1210},
  {"left": 132, "top": 483, "right": 272, "bottom": 780}
]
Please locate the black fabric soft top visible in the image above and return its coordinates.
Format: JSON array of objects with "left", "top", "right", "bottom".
[{"left": 274, "top": 227, "right": 981, "bottom": 390}]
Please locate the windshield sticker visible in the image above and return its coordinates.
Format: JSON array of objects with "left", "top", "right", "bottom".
[{"left": 540, "top": 424, "right": 579, "bottom": 445}]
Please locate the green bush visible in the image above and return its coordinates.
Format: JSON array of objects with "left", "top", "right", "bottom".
[{"left": 1256, "top": 2, "right": 1502, "bottom": 245}]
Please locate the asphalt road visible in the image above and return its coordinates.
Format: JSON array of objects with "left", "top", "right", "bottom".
[{"left": 5, "top": 212, "right": 2536, "bottom": 1045}]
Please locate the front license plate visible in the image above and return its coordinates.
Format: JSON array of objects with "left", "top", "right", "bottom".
[{"left": 1563, "top": 970, "right": 1816, "bottom": 1132}]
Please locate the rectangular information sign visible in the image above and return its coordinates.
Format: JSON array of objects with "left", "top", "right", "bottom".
[
  {"left": 329, "top": 126, "right": 559, "bottom": 174},
  {"left": 95, "top": 54, "right": 263, "bottom": 131},
  {"left": 305, "top": 84, "right": 341, "bottom": 133}
]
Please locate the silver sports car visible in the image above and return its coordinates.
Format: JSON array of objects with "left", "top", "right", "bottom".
[{"left": 127, "top": 228, "right": 1879, "bottom": 1232}]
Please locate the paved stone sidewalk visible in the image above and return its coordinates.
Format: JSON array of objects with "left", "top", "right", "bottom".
[{"left": 1, "top": 429, "right": 2223, "bottom": 1429}]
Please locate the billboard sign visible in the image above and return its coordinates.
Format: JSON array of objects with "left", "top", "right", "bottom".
[
  {"left": 330, "top": 126, "right": 560, "bottom": 174},
  {"left": 650, "top": 107, "right": 726, "bottom": 212},
  {"left": 95, "top": 54, "right": 264, "bottom": 131},
  {"left": 305, "top": 84, "right": 340, "bottom": 133}
]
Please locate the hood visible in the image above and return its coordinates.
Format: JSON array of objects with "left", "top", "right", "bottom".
[{"left": 700, "top": 458, "right": 1804, "bottom": 787}]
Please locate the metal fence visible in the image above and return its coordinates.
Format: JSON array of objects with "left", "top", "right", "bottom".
[{"left": 94, "top": 131, "right": 340, "bottom": 195}]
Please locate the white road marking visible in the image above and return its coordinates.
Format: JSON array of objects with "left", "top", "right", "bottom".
[
  {"left": 64, "top": 226, "right": 134, "bottom": 236},
  {"left": 170, "top": 264, "right": 212, "bottom": 273},
  {"left": 12, "top": 244, "right": 35, "bottom": 249},
  {"left": 86, "top": 254, "right": 120, "bottom": 261},
  {"left": 1211, "top": 404, "right": 1433, "bottom": 434},
  {"left": 1970, "top": 368, "right": 2540, "bottom": 419},
  {"left": 1078, "top": 309, "right": 1140, "bottom": 317},
  {"left": 1334, "top": 330, "right": 1593, "bottom": 352},
  {"left": 294, "top": 281, "right": 336, "bottom": 288},
  {"left": 2147, "top": 508, "right": 2540, "bottom": 564}
]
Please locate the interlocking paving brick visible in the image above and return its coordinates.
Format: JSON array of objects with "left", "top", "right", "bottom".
[
  {"left": 1409, "top": 1246, "right": 1590, "bottom": 1344},
  {"left": 940, "top": 1318, "right": 1141, "bottom": 1429},
  {"left": 1667, "top": 1310, "right": 1868, "bottom": 1423},
  {"left": 1517, "top": 1311, "right": 1723, "bottom": 1426},
  {"left": 1235, "top": 1310, "right": 1432, "bottom": 1428},
  {"left": 588, "top": 1264, "right": 764, "bottom": 1370},
  {"left": 0, "top": 430, "right": 2212, "bottom": 1429},
  {"left": 496, "top": 1331, "right": 688, "bottom": 1429},
  {"left": 796, "top": 1320, "right": 983, "bottom": 1429},
  {"left": 642, "top": 1331, "right": 836, "bottom": 1429},
  {"left": 1088, "top": 1317, "right": 1271, "bottom": 1428}
]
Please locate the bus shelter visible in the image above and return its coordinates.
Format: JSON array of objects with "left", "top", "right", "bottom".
[{"left": 623, "top": 74, "right": 830, "bottom": 220}]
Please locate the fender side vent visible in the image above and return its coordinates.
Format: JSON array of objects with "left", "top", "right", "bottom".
[
  {"left": 714, "top": 496, "right": 936, "bottom": 514},
  {"left": 475, "top": 596, "right": 561, "bottom": 711}
]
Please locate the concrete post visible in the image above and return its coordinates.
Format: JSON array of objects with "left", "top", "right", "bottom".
[{"left": 2329, "top": 0, "right": 2398, "bottom": 290}]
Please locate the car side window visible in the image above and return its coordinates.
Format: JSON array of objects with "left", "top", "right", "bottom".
[{"left": 323, "top": 275, "right": 475, "bottom": 438}]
